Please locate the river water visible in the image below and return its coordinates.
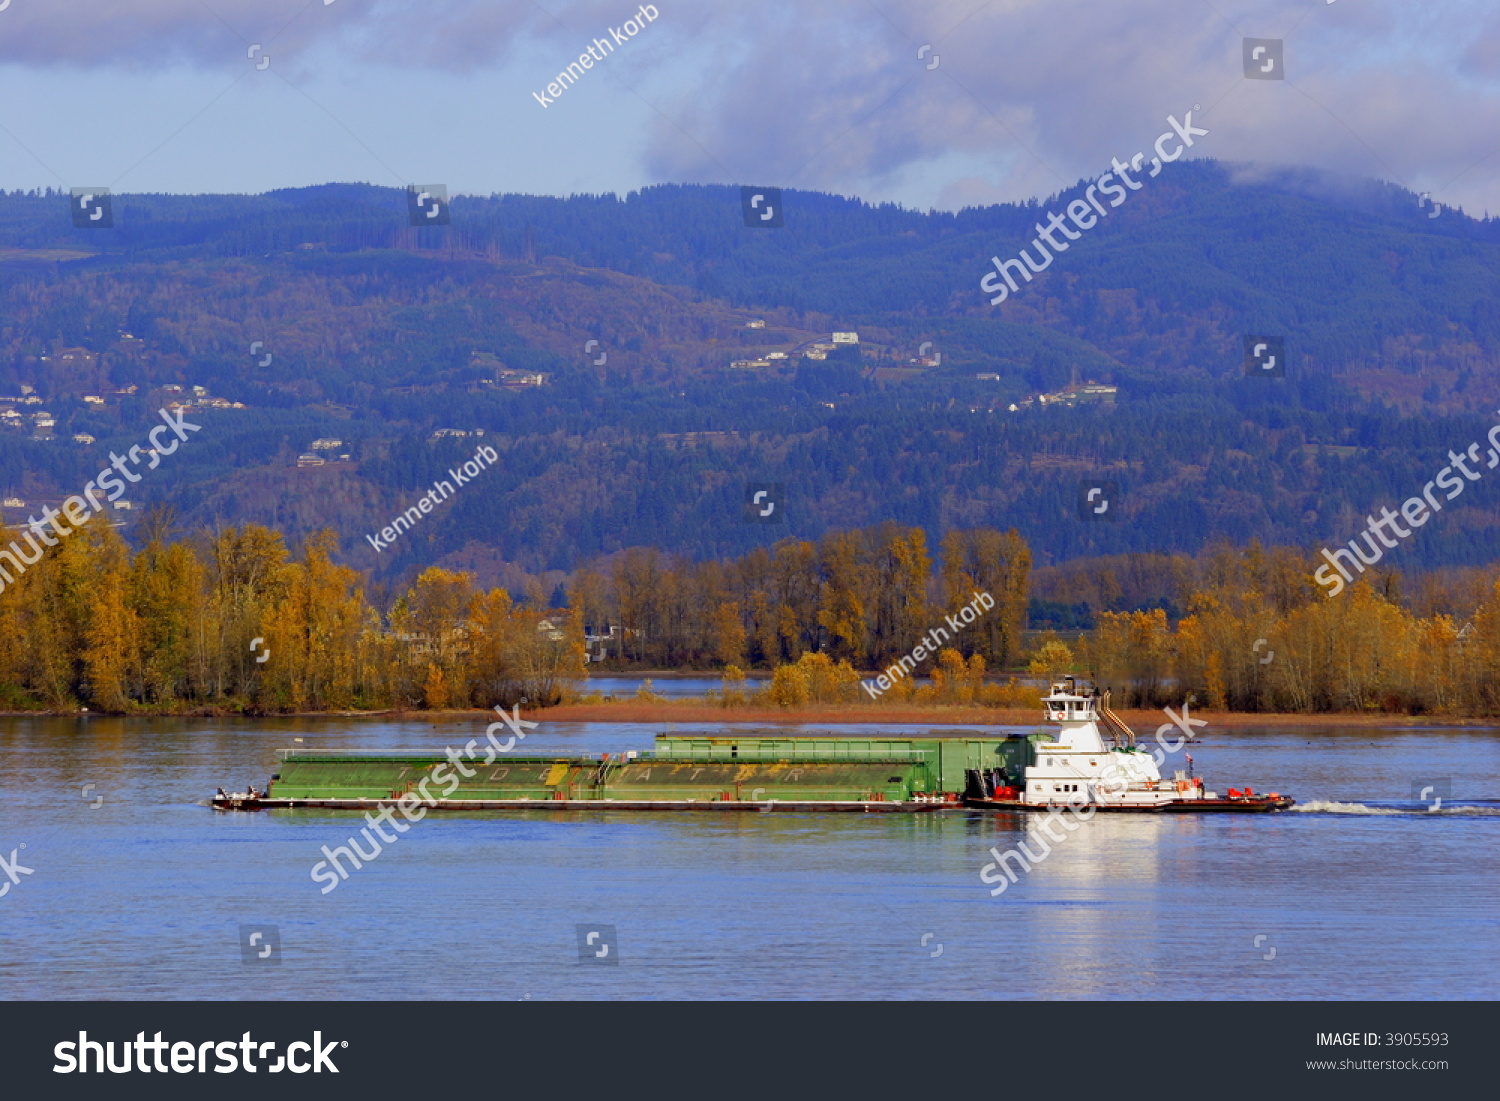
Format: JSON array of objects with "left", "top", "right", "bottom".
[{"left": 0, "top": 714, "right": 1495, "bottom": 1000}]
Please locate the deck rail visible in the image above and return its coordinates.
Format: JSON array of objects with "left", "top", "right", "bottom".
[{"left": 1098, "top": 691, "right": 1137, "bottom": 748}]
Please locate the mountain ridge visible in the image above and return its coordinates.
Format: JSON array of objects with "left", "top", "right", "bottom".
[{"left": 2, "top": 160, "right": 1498, "bottom": 577}]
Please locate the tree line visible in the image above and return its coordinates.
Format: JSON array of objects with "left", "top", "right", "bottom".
[
  {"left": 0, "top": 513, "right": 581, "bottom": 713},
  {"left": 5, "top": 511, "right": 1499, "bottom": 716},
  {"left": 571, "top": 524, "right": 1032, "bottom": 672},
  {"left": 0, "top": 515, "right": 1031, "bottom": 713},
  {"left": 1081, "top": 544, "right": 1500, "bottom": 715}
]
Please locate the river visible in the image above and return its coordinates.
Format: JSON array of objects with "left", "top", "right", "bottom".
[{"left": 0, "top": 714, "right": 1495, "bottom": 1000}]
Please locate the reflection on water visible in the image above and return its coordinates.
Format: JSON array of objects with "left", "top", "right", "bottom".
[{"left": 0, "top": 715, "right": 1496, "bottom": 1000}]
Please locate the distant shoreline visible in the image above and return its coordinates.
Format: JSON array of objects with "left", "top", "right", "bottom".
[
  {"left": 4, "top": 702, "right": 1494, "bottom": 728},
  {"left": 537, "top": 703, "right": 1500, "bottom": 728}
]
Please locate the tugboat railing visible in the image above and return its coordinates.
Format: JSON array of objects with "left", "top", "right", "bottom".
[{"left": 1098, "top": 690, "right": 1137, "bottom": 749}]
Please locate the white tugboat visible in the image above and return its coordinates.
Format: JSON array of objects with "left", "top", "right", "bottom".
[{"left": 966, "top": 676, "right": 1293, "bottom": 813}]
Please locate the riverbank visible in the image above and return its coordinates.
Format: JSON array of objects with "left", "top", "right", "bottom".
[
  {"left": 3, "top": 703, "right": 1495, "bottom": 727},
  {"left": 537, "top": 702, "right": 1499, "bottom": 727}
]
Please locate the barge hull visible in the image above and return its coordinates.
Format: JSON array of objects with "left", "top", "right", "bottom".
[
  {"left": 252, "top": 748, "right": 976, "bottom": 809},
  {"left": 965, "top": 796, "right": 1294, "bottom": 813},
  {"left": 1160, "top": 797, "right": 1293, "bottom": 812},
  {"left": 214, "top": 797, "right": 949, "bottom": 813}
]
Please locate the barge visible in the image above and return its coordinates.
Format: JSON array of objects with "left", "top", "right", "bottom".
[
  {"left": 212, "top": 680, "right": 1292, "bottom": 814},
  {"left": 213, "top": 736, "right": 991, "bottom": 812}
]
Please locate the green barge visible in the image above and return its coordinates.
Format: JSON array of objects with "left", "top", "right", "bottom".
[{"left": 212, "top": 731, "right": 1051, "bottom": 812}]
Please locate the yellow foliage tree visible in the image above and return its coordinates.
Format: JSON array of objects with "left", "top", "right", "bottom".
[
  {"left": 423, "top": 663, "right": 449, "bottom": 710},
  {"left": 767, "top": 662, "right": 810, "bottom": 708},
  {"left": 1027, "top": 635, "right": 1073, "bottom": 676}
]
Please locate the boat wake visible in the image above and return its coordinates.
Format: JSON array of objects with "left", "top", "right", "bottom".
[
  {"left": 1291, "top": 800, "right": 1500, "bottom": 817},
  {"left": 1291, "top": 800, "right": 1404, "bottom": 816}
]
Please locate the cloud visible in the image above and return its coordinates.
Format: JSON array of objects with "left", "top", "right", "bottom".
[
  {"left": 0, "top": 0, "right": 324, "bottom": 68},
  {"left": 631, "top": 0, "right": 1500, "bottom": 213},
  {"left": 0, "top": 0, "right": 685, "bottom": 71},
  {"left": 1, "top": 0, "right": 1497, "bottom": 212}
]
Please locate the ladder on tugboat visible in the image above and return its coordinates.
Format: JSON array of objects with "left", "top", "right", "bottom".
[{"left": 1098, "top": 690, "right": 1137, "bottom": 748}]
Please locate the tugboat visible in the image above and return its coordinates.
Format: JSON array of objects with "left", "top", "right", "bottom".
[{"left": 965, "top": 677, "right": 1294, "bottom": 813}]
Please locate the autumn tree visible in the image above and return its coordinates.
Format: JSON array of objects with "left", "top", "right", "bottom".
[
  {"left": 865, "top": 524, "right": 929, "bottom": 667},
  {"left": 129, "top": 508, "right": 204, "bottom": 704},
  {"left": 1027, "top": 634, "right": 1073, "bottom": 676},
  {"left": 78, "top": 522, "right": 138, "bottom": 713},
  {"left": 816, "top": 531, "right": 867, "bottom": 664},
  {"left": 941, "top": 528, "right": 1031, "bottom": 668},
  {"left": 710, "top": 600, "right": 747, "bottom": 668}
]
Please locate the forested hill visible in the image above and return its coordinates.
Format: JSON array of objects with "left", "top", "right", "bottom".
[
  {"left": 8, "top": 163, "right": 1500, "bottom": 357},
  {"left": 2, "top": 161, "right": 1500, "bottom": 580}
]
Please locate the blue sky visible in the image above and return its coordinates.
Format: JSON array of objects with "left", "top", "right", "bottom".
[{"left": 1, "top": 0, "right": 1497, "bottom": 214}]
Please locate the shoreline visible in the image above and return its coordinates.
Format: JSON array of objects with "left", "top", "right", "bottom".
[
  {"left": 3, "top": 703, "right": 1495, "bottom": 728},
  {"left": 537, "top": 703, "right": 1500, "bottom": 728}
]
